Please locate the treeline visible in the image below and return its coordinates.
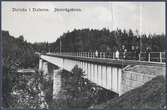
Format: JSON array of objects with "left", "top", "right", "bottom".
[
  {"left": 2, "top": 31, "right": 39, "bottom": 68},
  {"left": 49, "top": 28, "right": 165, "bottom": 52},
  {"left": 32, "top": 42, "right": 49, "bottom": 53}
]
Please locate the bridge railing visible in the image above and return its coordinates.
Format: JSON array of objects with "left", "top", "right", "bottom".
[{"left": 47, "top": 51, "right": 165, "bottom": 63}]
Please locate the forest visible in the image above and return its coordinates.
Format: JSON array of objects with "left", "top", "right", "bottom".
[
  {"left": 2, "top": 31, "right": 39, "bottom": 107},
  {"left": 49, "top": 28, "right": 165, "bottom": 53}
]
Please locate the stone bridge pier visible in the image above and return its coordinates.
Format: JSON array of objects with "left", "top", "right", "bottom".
[
  {"left": 39, "top": 59, "right": 49, "bottom": 79},
  {"left": 52, "top": 69, "right": 62, "bottom": 99},
  {"left": 39, "top": 58, "right": 63, "bottom": 99}
]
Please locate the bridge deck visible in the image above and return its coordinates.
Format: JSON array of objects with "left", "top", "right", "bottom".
[{"left": 43, "top": 53, "right": 165, "bottom": 67}]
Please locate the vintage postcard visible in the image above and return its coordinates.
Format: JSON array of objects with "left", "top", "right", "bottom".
[{"left": 1, "top": 1, "right": 166, "bottom": 109}]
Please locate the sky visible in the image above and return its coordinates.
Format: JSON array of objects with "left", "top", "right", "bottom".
[{"left": 2, "top": 2, "right": 165, "bottom": 43}]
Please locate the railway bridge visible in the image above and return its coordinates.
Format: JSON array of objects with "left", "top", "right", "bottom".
[{"left": 38, "top": 52, "right": 165, "bottom": 96}]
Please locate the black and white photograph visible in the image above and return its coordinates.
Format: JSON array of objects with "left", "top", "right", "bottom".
[{"left": 1, "top": 1, "right": 166, "bottom": 109}]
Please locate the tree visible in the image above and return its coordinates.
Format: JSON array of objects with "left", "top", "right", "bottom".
[
  {"left": 70, "top": 65, "right": 85, "bottom": 95},
  {"left": 18, "top": 35, "right": 24, "bottom": 42}
]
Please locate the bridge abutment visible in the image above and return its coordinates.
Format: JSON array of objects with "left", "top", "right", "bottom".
[{"left": 120, "top": 65, "right": 165, "bottom": 95}]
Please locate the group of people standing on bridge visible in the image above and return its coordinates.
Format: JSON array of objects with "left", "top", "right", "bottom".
[{"left": 94, "top": 45, "right": 151, "bottom": 61}]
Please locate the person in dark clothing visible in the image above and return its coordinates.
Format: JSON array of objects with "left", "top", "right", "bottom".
[
  {"left": 135, "top": 47, "right": 140, "bottom": 60},
  {"left": 145, "top": 47, "right": 151, "bottom": 61}
]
